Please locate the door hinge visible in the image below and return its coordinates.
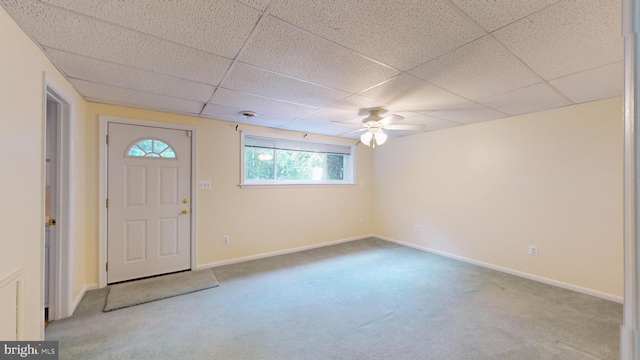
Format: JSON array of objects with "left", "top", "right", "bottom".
[
  {"left": 186, "top": 130, "right": 192, "bottom": 137},
  {"left": 106, "top": 134, "right": 109, "bottom": 144},
  {"left": 106, "top": 198, "right": 109, "bottom": 208},
  {"left": 106, "top": 262, "right": 108, "bottom": 272}
]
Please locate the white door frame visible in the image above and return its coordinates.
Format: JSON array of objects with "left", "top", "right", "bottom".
[
  {"left": 98, "top": 116, "right": 198, "bottom": 288},
  {"left": 621, "top": 0, "right": 640, "bottom": 358},
  {"left": 43, "top": 75, "right": 73, "bottom": 321}
]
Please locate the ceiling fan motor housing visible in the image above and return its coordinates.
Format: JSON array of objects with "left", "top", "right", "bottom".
[{"left": 363, "top": 109, "right": 384, "bottom": 124}]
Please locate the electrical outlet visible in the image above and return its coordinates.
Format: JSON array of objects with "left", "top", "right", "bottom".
[
  {"left": 222, "top": 235, "right": 229, "bottom": 244},
  {"left": 360, "top": 218, "right": 364, "bottom": 225},
  {"left": 528, "top": 245, "right": 538, "bottom": 256},
  {"left": 415, "top": 225, "right": 420, "bottom": 233},
  {"left": 199, "top": 180, "right": 212, "bottom": 190}
]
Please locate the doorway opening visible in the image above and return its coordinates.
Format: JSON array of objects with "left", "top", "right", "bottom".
[{"left": 44, "top": 80, "right": 72, "bottom": 324}]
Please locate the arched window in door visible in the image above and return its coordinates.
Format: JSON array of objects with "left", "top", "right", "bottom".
[{"left": 126, "top": 139, "right": 177, "bottom": 158}]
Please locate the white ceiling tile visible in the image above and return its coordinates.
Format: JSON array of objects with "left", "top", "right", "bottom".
[
  {"left": 477, "top": 83, "right": 572, "bottom": 116},
  {"left": 71, "top": 79, "right": 204, "bottom": 114},
  {"left": 426, "top": 102, "right": 507, "bottom": 124},
  {"left": 451, "top": 0, "right": 560, "bottom": 32},
  {"left": 1, "top": 0, "right": 623, "bottom": 134},
  {"left": 410, "top": 36, "right": 541, "bottom": 100},
  {"left": 2, "top": 0, "right": 231, "bottom": 84},
  {"left": 222, "top": 63, "right": 350, "bottom": 108},
  {"left": 201, "top": 103, "right": 294, "bottom": 128},
  {"left": 42, "top": 0, "right": 260, "bottom": 58},
  {"left": 270, "top": 0, "right": 484, "bottom": 71},
  {"left": 400, "top": 114, "right": 462, "bottom": 132},
  {"left": 236, "top": 0, "right": 272, "bottom": 12},
  {"left": 359, "top": 74, "right": 469, "bottom": 111},
  {"left": 376, "top": 129, "right": 425, "bottom": 139},
  {"left": 45, "top": 48, "right": 215, "bottom": 102},
  {"left": 549, "top": 61, "right": 623, "bottom": 104},
  {"left": 278, "top": 119, "right": 358, "bottom": 137},
  {"left": 493, "top": 0, "right": 622, "bottom": 80},
  {"left": 240, "top": 17, "right": 400, "bottom": 93},
  {"left": 339, "top": 133, "right": 364, "bottom": 140},
  {"left": 210, "top": 88, "right": 318, "bottom": 118}
]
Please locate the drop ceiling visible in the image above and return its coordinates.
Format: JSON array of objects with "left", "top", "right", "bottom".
[{"left": 1, "top": 0, "right": 623, "bottom": 139}]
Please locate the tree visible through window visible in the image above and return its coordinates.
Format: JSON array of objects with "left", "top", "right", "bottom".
[
  {"left": 243, "top": 135, "right": 352, "bottom": 184},
  {"left": 127, "top": 139, "right": 176, "bottom": 158}
]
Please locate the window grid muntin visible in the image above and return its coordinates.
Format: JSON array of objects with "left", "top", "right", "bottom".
[{"left": 126, "top": 138, "right": 177, "bottom": 159}]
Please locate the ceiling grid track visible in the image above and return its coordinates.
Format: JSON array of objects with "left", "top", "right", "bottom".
[
  {"left": 199, "top": 1, "right": 277, "bottom": 116},
  {"left": 1, "top": 0, "right": 622, "bottom": 138}
]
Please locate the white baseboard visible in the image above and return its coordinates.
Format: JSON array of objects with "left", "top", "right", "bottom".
[
  {"left": 197, "top": 233, "right": 622, "bottom": 303},
  {"left": 377, "top": 235, "right": 623, "bottom": 303},
  {"left": 71, "top": 284, "right": 98, "bottom": 315},
  {"left": 196, "top": 234, "right": 374, "bottom": 270}
]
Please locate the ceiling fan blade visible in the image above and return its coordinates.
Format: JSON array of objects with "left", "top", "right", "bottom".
[
  {"left": 383, "top": 124, "right": 427, "bottom": 131},
  {"left": 340, "top": 127, "right": 368, "bottom": 135},
  {"left": 379, "top": 114, "right": 404, "bottom": 125},
  {"left": 331, "top": 117, "right": 365, "bottom": 125}
]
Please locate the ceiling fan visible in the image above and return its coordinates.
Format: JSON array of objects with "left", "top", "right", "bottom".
[{"left": 347, "top": 109, "right": 427, "bottom": 148}]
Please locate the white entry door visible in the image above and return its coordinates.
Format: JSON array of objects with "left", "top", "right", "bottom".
[{"left": 107, "top": 123, "right": 192, "bottom": 284}]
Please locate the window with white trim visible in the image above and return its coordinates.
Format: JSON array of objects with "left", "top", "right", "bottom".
[{"left": 242, "top": 133, "right": 354, "bottom": 185}]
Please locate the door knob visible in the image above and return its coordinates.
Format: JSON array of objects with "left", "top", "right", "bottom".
[
  {"left": 182, "top": 209, "right": 189, "bottom": 214},
  {"left": 183, "top": 198, "right": 189, "bottom": 203}
]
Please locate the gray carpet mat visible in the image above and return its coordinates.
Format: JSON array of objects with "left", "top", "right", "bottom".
[{"left": 104, "top": 269, "right": 219, "bottom": 312}]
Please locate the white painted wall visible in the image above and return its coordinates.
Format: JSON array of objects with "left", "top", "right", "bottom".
[
  {"left": 0, "top": 7, "right": 87, "bottom": 339},
  {"left": 373, "top": 98, "right": 624, "bottom": 298}
]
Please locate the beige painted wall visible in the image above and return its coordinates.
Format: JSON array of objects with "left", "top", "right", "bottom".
[
  {"left": 0, "top": 7, "right": 87, "bottom": 339},
  {"left": 84, "top": 103, "right": 375, "bottom": 284},
  {"left": 373, "top": 97, "right": 624, "bottom": 297}
]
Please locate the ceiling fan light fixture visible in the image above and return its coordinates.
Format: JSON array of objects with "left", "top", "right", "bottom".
[
  {"left": 360, "top": 128, "right": 387, "bottom": 148},
  {"left": 360, "top": 131, "right": 374, "bottom": 146},
  {"left": 353, "top": 109, "right": 416, "bottom": 148},
  {"left": 374, "top": 129, "right": 387, "bottom": 146}
]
